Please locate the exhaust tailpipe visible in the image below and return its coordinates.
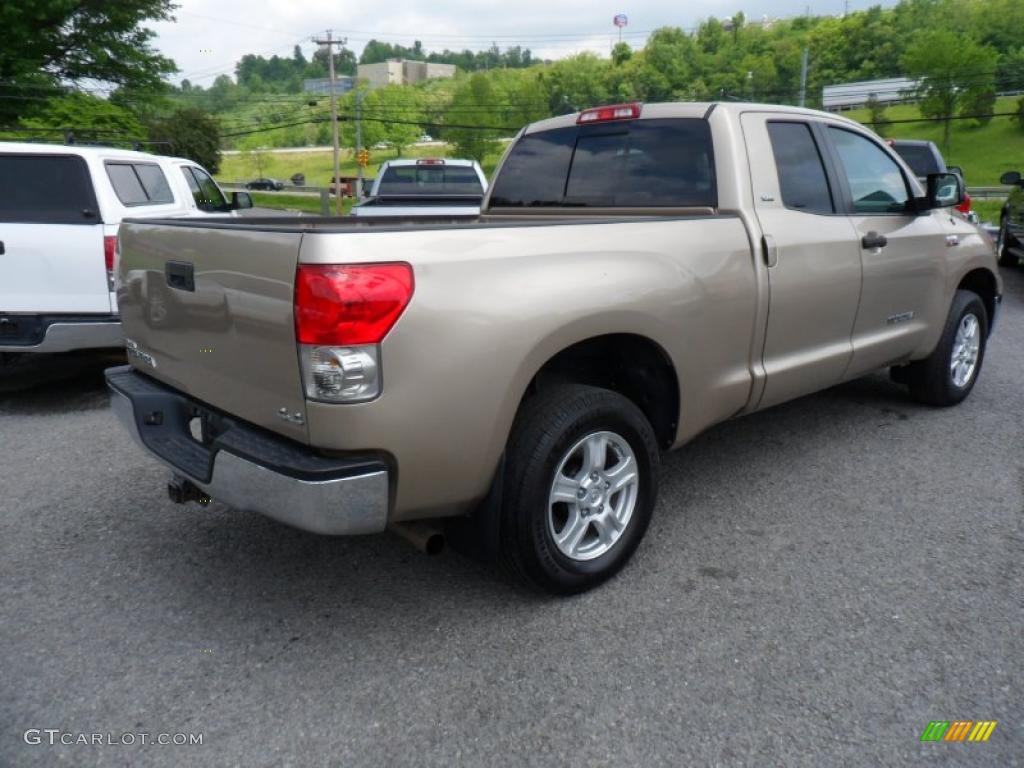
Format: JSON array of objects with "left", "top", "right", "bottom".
[{"left": 389, "top": 521, "right": 445, "bottom": 555}]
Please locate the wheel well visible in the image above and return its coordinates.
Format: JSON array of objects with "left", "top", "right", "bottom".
[
  {"left": 958, "top": 269, "right": 997, "bottom": 332},
  {"left": 526, "top": 334, "right": 680, "bottom": 449}
]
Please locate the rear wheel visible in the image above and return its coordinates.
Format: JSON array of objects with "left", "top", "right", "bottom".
[
  {"left": 906, "top": 290, "right": 988, "bottom": 406},
  {"left": 499, "top": 384, "right": 659, "bottom": 594}
]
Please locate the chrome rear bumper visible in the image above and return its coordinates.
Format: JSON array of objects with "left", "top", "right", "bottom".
[
  {"left": 106, "top": 366, "right": 390, "bottom": 535},
  {"left": 0, "top": 316, "right": 122, "bottom": 353}
]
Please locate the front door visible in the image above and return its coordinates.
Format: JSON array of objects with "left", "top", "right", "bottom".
[
  {"left": 740, "top": 113, "right": 862, "bottom": 409},
  {"left": 823, "top": 126, "right": 949, "bottom": 377}
]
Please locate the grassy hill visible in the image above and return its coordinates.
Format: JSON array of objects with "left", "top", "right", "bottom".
[{"left": 845, "top": 96, "right": 1023, "bottom": 186}]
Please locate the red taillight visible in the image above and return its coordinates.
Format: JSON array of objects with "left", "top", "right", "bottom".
[
  {"left": 957, "top": 193, "right": 971, "bottom": 215},
  {"left": 577, "top": 103, "right": 641, "bottom": 124},
  {"left": 104, "top": 235, "right": 117, "bottom": 291},
  {"left": 104, "top": 236, "right": 116, "bottom": 273},
  {"left": 294, "top": 264, "right": 414, "bottom": 345}
]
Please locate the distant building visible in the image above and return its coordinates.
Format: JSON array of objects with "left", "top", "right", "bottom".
[
  {"left": 822, "top": 77, "right": 918, "bottom": 111},
  {"left": 303, "top": 77, "right": 355, "bottom": 95},
  {"left": 356, "top": 60, "right": 457, "bottom": 90}
]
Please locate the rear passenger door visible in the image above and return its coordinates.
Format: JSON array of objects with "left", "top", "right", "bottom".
[
  {"left": 822, "top": 126, "right": 948, "bottom": 377},
  {"left": 740, "top": 113, "right": 862, "bottom": 409},
  {"left": 0, "top": 154, "right": 108, "bottom": 314}
]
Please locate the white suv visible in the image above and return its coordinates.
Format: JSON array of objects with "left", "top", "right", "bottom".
[{"left": 0, "top": 142, "right": 251, "bottom": 357}]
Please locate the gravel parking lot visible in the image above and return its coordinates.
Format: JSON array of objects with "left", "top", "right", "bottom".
[{"left": 2, "top": 271, "right": 1021, "bottom": 767}]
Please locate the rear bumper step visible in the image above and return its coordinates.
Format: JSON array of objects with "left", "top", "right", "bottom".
[
  {"left": 0, "top": 314, "right": 122, "bottom": 353},
  {"left": 105, "top": 366, "right": 390, "bottom": 535}
]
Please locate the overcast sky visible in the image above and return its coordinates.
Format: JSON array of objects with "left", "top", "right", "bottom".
[{"left": 152, "top": 0, "right": 896, "bottom": 86}]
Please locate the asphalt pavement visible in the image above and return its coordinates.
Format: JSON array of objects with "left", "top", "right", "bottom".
[{"left": 1, "top": 271, "right": 1021, "bottom": 767}]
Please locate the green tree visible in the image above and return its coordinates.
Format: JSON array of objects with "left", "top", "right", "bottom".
[
  {"left": 866, "top": 94, "right": 890, "bottom": 130},
  {"left": 0, "top": 0, "right": 176, "bottom": 122},
  {"left": 368, "top": 85, "right": 423, "bottom": 156},
  {"left": 447, "top": 74, "right": 502, "bottom": 163},
  {"left": 18, "top": 93, "right": 146, "bottom": 144},
  {"left": 148, "top": 107, "right": 222, "bottom": 173},
  {"left": 902, "top": 30, "right": 998, "bottom": 150},
  {"left": 611, "top": 43, "right": 633, "bottom": 66}
]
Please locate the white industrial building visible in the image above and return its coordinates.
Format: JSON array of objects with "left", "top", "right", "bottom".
[
  {"left": 822, "top": 77, "right": 918, "bottom": 111},
  {"left": 356, "top": 60, "right": 457, "bottom": 89}
]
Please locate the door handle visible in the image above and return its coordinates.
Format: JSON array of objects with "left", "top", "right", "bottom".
[
  {"left": 0, "top": 241, "right": 5, "bottom": 255},
  {"left": 762, "top": 234, "right": 778, "bottom": 268},
  {"left": 165, "top": 261, "right": 195, "bottom": 292},
  {"left": 861, "top": 231, "right": 888, "bottom": 250}
]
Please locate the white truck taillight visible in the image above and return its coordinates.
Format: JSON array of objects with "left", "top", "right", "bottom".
[
  {"left": 104, "top": 235, "right": 117, "bottom": 291},
  {"left": 294, "top": 263, "right": 414, "bottom": 403}
]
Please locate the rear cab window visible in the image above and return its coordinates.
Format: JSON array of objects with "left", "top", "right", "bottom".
[
  {"left": 376, "top": 165, "right": 484, "bottom": 196},
  {"left": 105, "top": 162, "right": 174, "bottom": 207},
  {"left": 489, "top": 118, "right": 717, "bottom": 209},
  {"left": 0, "top": 154, "right": 100, "bottom": 224}
]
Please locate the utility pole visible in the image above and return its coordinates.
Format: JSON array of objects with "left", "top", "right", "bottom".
[
  {"left": 355, "top": 89, "right": 364, "bottom": 200},
  {"left": 799, "top": 47, "right": 809, "bottom": 107},
  {"left": 312, "top": 30, "right": 346, "bottom": 215}
]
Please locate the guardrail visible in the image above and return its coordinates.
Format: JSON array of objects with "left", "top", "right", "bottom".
[{"left": 967, "top": 187, "right": 1012, "bottom": 200}]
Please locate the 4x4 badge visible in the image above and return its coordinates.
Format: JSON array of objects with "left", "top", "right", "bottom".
[{"left": 277, "top": 407, "right": 304, "bottom": 425}]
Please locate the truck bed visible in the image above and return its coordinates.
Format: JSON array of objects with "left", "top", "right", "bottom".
[{"left": 124, "top": 209, "right": 719, "bottom": 233}]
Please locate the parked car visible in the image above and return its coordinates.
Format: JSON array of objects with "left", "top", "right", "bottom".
[
  {"left": 290, "top": 173, "right": 305, "bottom": 187},
  {"left": 245, "top": 177, "right": 285, "bottom": 191},
  {"left": 997, "top": 170, "right": 1024, "bottom": 267},
  {"left": 108, "top": 101, "right": 1000, "bottom": 594},
  {"left": 887, "top": 139, "right": 976, "bottom": 222},
  {"left": 417, "top": 134, "right": 434, "bottom": 143},
  {"left": 351, "top": 158, "right": 487, "bottom": 217},
  {"left": 372, "top": 141, "right": 391, "bottom": 150},
  {"left": 0, "top": 142, "right": 250, "bottom": 359}
]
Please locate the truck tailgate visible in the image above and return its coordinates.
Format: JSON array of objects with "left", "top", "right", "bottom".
[{"left": 116, "top": 222, "right": 308, "bottom": 443}]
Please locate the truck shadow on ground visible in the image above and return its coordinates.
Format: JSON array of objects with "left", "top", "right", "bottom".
[
  {"left": 0, "top": 350, "right": 123, "bottom": 415},
  {"left": 110, "top": 364, "right": 947, "bottom": 653}
]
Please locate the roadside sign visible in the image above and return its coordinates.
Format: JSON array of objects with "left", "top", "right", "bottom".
[{"left": 613, "top": 14, "right": 628, "bottom": 27}]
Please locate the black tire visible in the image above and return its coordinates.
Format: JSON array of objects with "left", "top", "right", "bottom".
[
  {"left": 998, "top": 219, "right": 1019, "bottom": 268},
  {"left": 906, "top": 290, "right": 988, "bottom": 407},
  {"left": 499, "top": 384, "right": 660, "bottom": 594}
]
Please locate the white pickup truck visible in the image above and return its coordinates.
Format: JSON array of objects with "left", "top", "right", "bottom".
[
  {"left": 0, "top": 143, "right": 250, "bottom": 359},
  {"left": 108, "top": 102, "right": 1001, "bottom": 593},
  {"left": 351, "top": 157, "right": 487, "bottom": 217}
]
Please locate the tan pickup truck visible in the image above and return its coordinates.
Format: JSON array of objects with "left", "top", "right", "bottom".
[{"left": 107, "top": 102, "right": 1002, "bottom": 594}]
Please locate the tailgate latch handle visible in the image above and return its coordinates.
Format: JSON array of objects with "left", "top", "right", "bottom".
[{"left": 165, "top": 261, "right": 195, "bottom": 292}]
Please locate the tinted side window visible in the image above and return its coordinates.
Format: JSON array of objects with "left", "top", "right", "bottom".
[
  {"left": 489, "top": 118, "right": 716, "bottom": 208},
  {"left": 767, "top": 122, "right": 834, "bottom": 214},
  {"left": 828, "top": 128, "right": 910, "bottom": 214},
  {"left": 107, "top": 162, "right": 174, "bottom": 206},
  {"left": 106, "top": 163, "right": 148, "bottom": 205},
  {"left": 0, "top": 154, "right": 99, "bottom": 224},
  {"left": 183, "top": 167, "right": 226, "bottom": 211},
  {"left": 134, "top": 164, "right": 174, "bottom": 203}
]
